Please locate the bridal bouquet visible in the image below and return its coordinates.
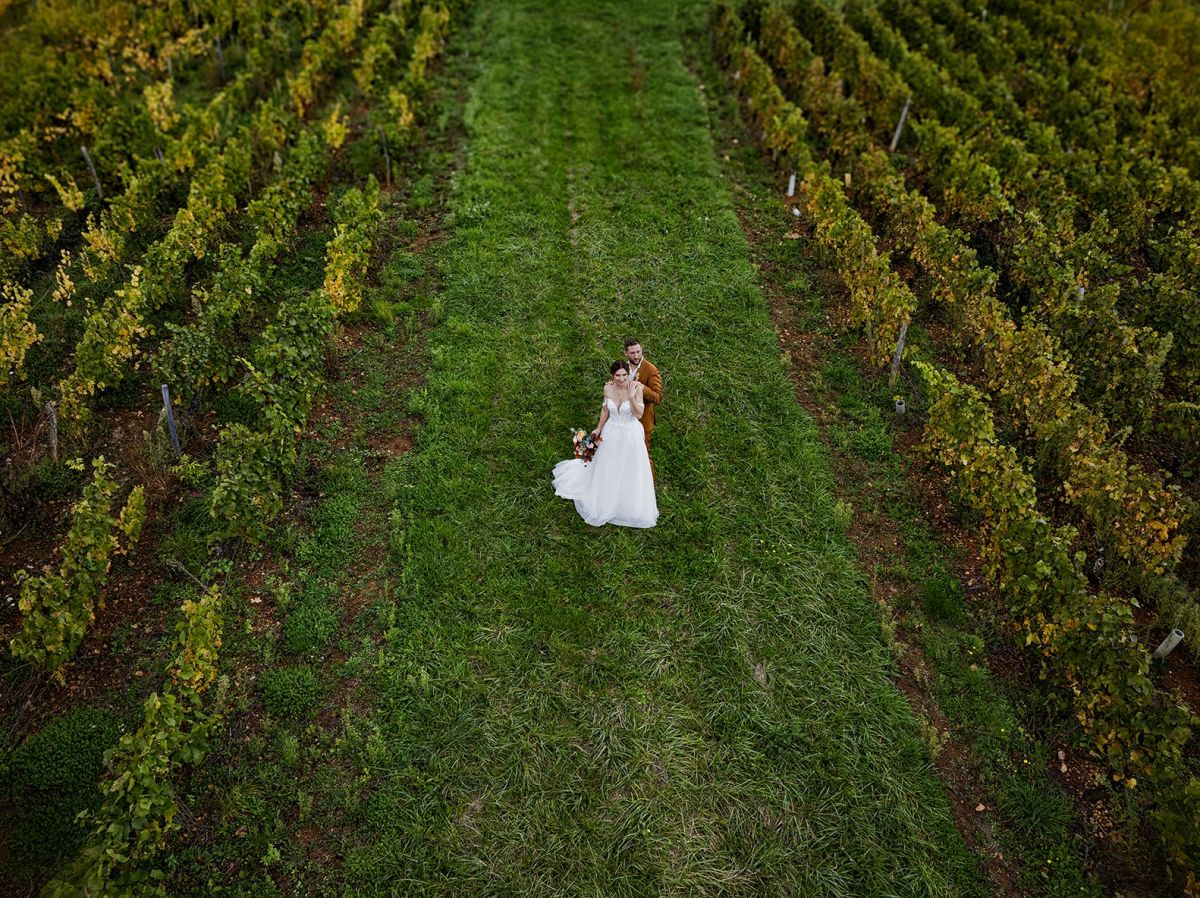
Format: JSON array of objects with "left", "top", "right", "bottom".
[{"left": 571, "top": 427, "right": 600, "bottom": 463}]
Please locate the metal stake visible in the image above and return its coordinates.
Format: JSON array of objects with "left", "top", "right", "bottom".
[
  {"left": 161, "top": 384, "right": 181, "bottom": 454},
  {"left": 889, "top": 97, "right": 911, "bottom": 152},
  {"left": 889, "top": 322, "right": 909, "bottom": 388},
  {"left": 377, "top": 127, "right": 392, "bottom": 188},
  {"left": 214, "top": 36, "right": 225, "bottom": 81},
  {"left": 46, "top": 401, "right": 58, "bottom": 462},
  {"left": 81, "top": 145, "right": 103, "bottom": 200}
]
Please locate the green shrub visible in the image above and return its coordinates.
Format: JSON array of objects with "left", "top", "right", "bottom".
[
  {"left": 229, "top": 876, "right": 283, "bottom": 898},
  {"left": 922, "top": 573, "right": 964, "bottom": 623},
  {"left": 831, "top": 499, "right": 854, "bottom": 535},
  {"left": 849, "top": 419, "right": 891, "bottom": 460},
  {"left": 29, "top": 459, "right": 84, "bottom": 502},
  {"left": 283, "top": 595, "right": 339, "bottom": 655},
  {"left": 274, "top": 729, "right": 301, "bottom": 768},
  {"left": 261, "top": 665, "right": 320, "bottom": 718},
  {"left": 3, "top": 707, "right": 119, "bottom": 863}
]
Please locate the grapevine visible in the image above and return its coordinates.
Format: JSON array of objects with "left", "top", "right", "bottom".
[
  {"left": 45, "top": 584, "right": 224, "bottom": 898},
  {"left": 9, "top": 457, "right": 146, "bottom": 681},
  {"left": 712, "top": 3, "right": 1200, "bottom": 878}
]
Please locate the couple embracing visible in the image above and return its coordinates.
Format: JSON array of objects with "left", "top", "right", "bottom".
[{"left": 552, "top": 338, "right": 662, "bottom": 529}]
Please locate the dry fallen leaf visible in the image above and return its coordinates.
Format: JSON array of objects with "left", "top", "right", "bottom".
[{"left": 975, "top": 803, "right": 986, "bottom": 812}]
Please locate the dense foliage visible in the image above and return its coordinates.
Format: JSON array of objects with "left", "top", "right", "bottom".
[
  {"left": 2, "top": 0, "right": 454, "bottom": 892},
  {"left": 1, "top": 706, "right": 120, "bottom": 865},
  {"left": 711, "top": 0, "right": 1200, "bottom": 887}
]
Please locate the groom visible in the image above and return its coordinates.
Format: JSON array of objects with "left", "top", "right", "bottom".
[{"left": 624, "top": 338, "right": 662, "bottom": 477}]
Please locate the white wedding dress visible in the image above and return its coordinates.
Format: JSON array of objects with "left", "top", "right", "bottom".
[{"left": 552, "top": 398, "right": 658, "bottom": 528}]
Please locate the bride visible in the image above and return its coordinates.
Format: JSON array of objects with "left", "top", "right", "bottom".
[{"left": 552, "top": 360, "right": 659, "bottom": 528}]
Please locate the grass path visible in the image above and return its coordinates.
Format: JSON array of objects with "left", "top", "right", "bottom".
[
  {"left": 331, "top": 0, "right": 987, "bottom": 894},
  {"left": 178, "top": 1, "right": 991, "bottom": 894}
]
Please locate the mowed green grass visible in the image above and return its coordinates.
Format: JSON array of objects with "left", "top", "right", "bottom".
[
  {"left": 328, "top": 0, "right": 986, "bottom": 894},
  {"left": 174, "top": 0, "right": 991, "bottom": 894}
]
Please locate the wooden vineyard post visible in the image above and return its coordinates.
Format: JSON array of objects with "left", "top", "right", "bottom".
[
  {"left": 889, "top": 97, "right": 911, "bottom": 152},
  {"left": 214, "top": 36, "right": 226, "bottom": 82}
]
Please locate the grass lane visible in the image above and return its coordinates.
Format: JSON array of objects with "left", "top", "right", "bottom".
[{"left": 337, "top": 0, "right": 988, "bottom": 895}]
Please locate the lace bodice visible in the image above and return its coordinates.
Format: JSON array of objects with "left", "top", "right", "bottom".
[{"left": 605, "top": 397, "right": 634, "bottom": 419}]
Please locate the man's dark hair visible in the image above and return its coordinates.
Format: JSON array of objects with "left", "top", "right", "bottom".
[
  {"left": 623, "top": 338, "right": 641, "bottom": 349},
  {"left": 610, "top": 359, "right": 631, "bottom": 375}
]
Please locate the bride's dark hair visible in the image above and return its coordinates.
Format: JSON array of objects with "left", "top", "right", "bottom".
[{"left": 610, "top": 360, "right": 630, "bottom": 375}]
